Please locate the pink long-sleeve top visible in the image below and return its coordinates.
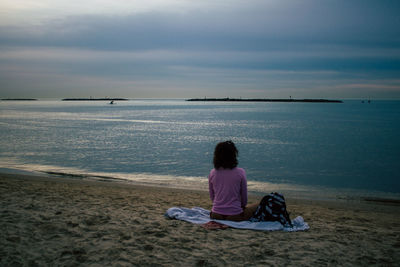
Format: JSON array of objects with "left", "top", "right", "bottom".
[{"left": 208, "top": 167, "right": 248, "bottom": 215}]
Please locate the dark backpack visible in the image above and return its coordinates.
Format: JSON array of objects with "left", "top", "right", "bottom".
[{"left": 250, "top": 192, "right": 292, "bottom": 227}]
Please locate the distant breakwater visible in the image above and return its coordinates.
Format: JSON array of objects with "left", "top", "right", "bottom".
[
  {"left": 1, "top": 98, "right": 38, "bottom": 101},
  {"left": 186, "top": 98, "right": 343, "bottom": 103}
]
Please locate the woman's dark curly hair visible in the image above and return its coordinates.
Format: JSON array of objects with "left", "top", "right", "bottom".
[{"left": 213, "top": 140, "right": 238, "bottom": 169}]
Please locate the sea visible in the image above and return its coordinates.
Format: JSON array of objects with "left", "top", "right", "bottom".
[{"left": 1, "top": 99, "right": 399, "bottom": 201}]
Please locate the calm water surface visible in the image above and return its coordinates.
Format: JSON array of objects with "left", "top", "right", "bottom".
[{"left": 1, "top": 99, "right": 399, "bottom": 197}]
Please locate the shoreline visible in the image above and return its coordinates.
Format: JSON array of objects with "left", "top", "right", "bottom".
[
  {"left": 1, "top": 166, "right": 400, "bottom": 204},
  {"left": 1, "top": 172, "right": 399, "bottom": 265},
  {"left": 2, "top": 171, "right": 400, "bottom": 208}
]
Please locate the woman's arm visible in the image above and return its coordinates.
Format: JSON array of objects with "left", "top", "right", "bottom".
[
  {"left": 208, "top": 175, "right": 215, "bottom": 202},
  {"left": 241, "top": 175, "right": 248, "bottom": 208}
]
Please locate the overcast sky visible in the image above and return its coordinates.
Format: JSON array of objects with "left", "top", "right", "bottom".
[{"left": 0, "top": 0, "right": 399, "bottom": 99}]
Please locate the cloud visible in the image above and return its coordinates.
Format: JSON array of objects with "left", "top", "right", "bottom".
[
  {"left": 0, "top": 0, "right": 399, "bottom": 98},
  {"left": 2, "top": 0, "right": 399, "bottom": 50}
]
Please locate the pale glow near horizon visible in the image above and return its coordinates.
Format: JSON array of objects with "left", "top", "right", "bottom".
[
  {"left": 0, "top": 0, "right": 248, "bottom": 26},
  {"left": 0, "top": 0, "right": 190, "bottom": 25}
]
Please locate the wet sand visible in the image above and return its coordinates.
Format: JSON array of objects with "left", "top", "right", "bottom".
[{"left": 1, "top": 173, "right": 399, "bottom": 266}]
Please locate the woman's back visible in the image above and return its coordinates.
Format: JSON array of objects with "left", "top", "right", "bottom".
[{"left": 208, "top": 167, "right": 247, "bottom": 215}]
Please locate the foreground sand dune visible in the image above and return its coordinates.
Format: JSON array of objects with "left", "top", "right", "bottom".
[{"left": 1, "top": 173, "right": 399, "bottom": 266}]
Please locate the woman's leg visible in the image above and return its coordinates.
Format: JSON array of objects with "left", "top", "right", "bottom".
[
  {"left": 210, "top": 202, "right": 259, "bottom": 221},
  {"left": 242, "top": 202, "right": 259, "bottom": 220}
]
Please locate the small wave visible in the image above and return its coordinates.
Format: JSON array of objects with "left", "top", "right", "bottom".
[
  {"left": 0, "top": 160, "right": 209, "bottom": 190},
  {"left": 1, "top": 159, "right": 399, "bottom": 202}
]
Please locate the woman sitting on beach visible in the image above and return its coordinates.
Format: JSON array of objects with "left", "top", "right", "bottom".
[{"left": 208, "top": 141, "right": 259, "bottom": 221}]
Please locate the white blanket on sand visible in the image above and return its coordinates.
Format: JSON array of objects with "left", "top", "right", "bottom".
[{"left": 165, "top": 207, "right": 309, "bottom": 232}]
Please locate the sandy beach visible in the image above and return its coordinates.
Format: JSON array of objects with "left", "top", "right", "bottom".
[{"left": 1, "top": 173, "right": 399, "bottom": 266}]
